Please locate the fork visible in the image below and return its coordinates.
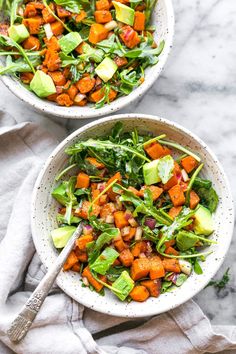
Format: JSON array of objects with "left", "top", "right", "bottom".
[{"left": 7, "top": 223, "right": 83, "bottom": 343}]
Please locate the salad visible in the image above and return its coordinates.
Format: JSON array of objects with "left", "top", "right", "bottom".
[
  {"left": 51, "top": 123, "right": 219, "bottom": 302},
  {"left": 0, "top": 0, "right": 163, "bottom": 108}
]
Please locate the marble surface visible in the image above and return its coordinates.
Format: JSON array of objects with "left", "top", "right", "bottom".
[{"left": 0, "top": 0, "right": 235, "bottom": 325}]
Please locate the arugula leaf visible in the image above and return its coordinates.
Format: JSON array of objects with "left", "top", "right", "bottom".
[
  {"left": 106, "top": 266, "right": 129, "bottom": 282},
  {"left": 0, "top": 55, "right": 40, "bottom": 75},
  {"left": 175, "top": 273, "right": 188, "bottom": 287},
  {"left": 90, "top": 247, "right": 119, "bottom": 275},
  {"left": 161, "top": 280, "right": 173, "bottom": 293},
  {"left": 115, "top": 184, "right": 171, "bottom": 225},
  {"left": 54, "top": 0, "right": 82, "bottom": 14},
  {"left": 145, "top": 0, "right": 157, "bottom": 24},
  {"left": 194, "top": 259, "right": 203, "bottom": 275},
  {"left": 0, "top": 34, "right": 36, "bottom": 73},
  {"left": 65, "top": 138, "right": 150, "bottom": 162},
  {"left": 193, "top": 187, "right": 219, "bottom": 213},
  {"left": 157, "top": 207, "right": 195, "bottom": 252},
  {"left": 193, "top": 177, "right": 212, "bottom": 190},
  {"left": 157, "top": 155, "right": 174, "bottom": 184},
  {"left": 10, "top": 0, "right": 22, "bottom": 25},
  {"left": 87, "top": 228, "right": 120, "bottom": 264}
]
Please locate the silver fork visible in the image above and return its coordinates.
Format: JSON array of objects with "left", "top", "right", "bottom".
[{"left": 7, "top": 223, "right": 83, "bottom": 343}]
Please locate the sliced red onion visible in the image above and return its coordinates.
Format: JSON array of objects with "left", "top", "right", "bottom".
[
  {"left": 105, "top": 215, "right": 114, "bottom": 224},
  {"left": 97, "top": 182, "right": 105, "bottom": 191},
  {"left": 144, "top": 217, "right": 156, "bottom": 230},
  {"left": 124, "top": 211, "right": 132, "bottom": 221},
  {"left": 167, "top": 273, "right": 178, "bottom": 284},
  {"left": 83, "top": 224, "right": 93, "bottom": 235},
  {"left": 74, "top": 93, "right": 86, "bottom": 103},
  {"left": 145, "top": 241, "right": 153, "bottom": 256},
  {"left": 135, "top": 227, "right": 143, "bottom": 241},
  {"left": 115, "top": 196, "right": 123, "bottom": 210},
  {"left": 82, "top": 276, "right": 89, "bottom": 286},
  {"left": 121, "top": 226, "right": 130, "bottom": 237},
  {"left": 44, "top": 23, "right": 53, "bottom": 40},
  {"left": 181, "top": 169, "right": 189, "bottom": 182},
  {"left": 128, "top": 217, "right": 138, "bottom": 227},
  {"left": 139, "top": 252, "right": 146, "bottom": 258}
]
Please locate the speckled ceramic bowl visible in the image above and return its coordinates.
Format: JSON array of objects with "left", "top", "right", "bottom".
[
  {"left": 0, "top": 0, "right": 174, "bottom": 119},
  {"left": 31, "top": 114, "right": 234, "bottom": 317}
]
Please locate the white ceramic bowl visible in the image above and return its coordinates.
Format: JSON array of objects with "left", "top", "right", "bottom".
[
  {"left": 0, "top": 0, "right": 174, "bottom": 119},
  {"left": 31, "top": 114, "right": 234, "bottom": 317}
]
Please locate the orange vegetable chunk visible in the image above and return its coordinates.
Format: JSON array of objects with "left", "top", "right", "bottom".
[
  {"left": 114, "top": 211, "right": 129, "bottom": 229},
  {"left": 75, "top": 201, "right": 101, "bottom": 219},
  {"left": 133, "top": 11, "right": 145, "bottom": 31},
  {"left": 119, "top": 249, "right": 134, "bottom": 267},
  {"left": 130, "top": 258, "right": 150, "bottom": 281},
  {"left": 144, "top": 142, "right": 171, "bottom": 160},
  {"left": 96, "top": 0, "right": 110, "bottom": 10},
  {"left": 129, "top": 285, "right": 150, "bottom": 302},
  {"left": 63, "top": 251, "right": 78, "bottom": 270},
  {"left": 189, "top": 190, "right": 200, "bottom": 209},
  {"left": 119, "top": 25, "right": 140, "bottom": 48},
  {"left": 149, "top": 256, "right": 165, "bottom": 279},
  {"left": 168, "top": 184, "right": 186, "bottom": 207},
  {"left": 162, "top": 258, "right": 181, "bottom": 273},
  {"left": 168, "top": 206, "right": 182, "bottom": 219},
  {"left": 82, "top": 266, "right": 105, "bottom": 292},
  {"left": 89, "top": 23, "right": 108, "bottom": 44},
  {"left": 141, "top": 279, "right": 161, "bottom": 297},
  {"left": 94, "top": 10, "right": 112, "bottom": 23},
  {"left": 76, "top": 235, "right": 94, "bottom": 251},
  {"left": 181, "top": 156, "right": 198, "bottom": 173},
  {"left": 76, "top": 76, "right": 96, "bottom": 94},
  {"left": 76, "top": 172, "right": 90, "bottom": 188}
]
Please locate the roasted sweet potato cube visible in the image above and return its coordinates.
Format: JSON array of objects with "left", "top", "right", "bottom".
[
  {"left": 168, "top": 184, "right": 185, "bottom": 207},
  {"left": 76, "top": 235, "right": 94, "bottom": 252},
  {"left": 130, "top": 258, "right": 150, "bottom": 281},
  {"left": 162, "top": 258, "right": 181, "bottom": 273},
  {"left": 119, "top": 249, "right": 134, "bottom": 267},
  {"left": 63, "top": 251, "right": 78, "bottom": 270},
  {"left": 129, "top": 285, "right": 149, "bottom": 302},
  {"left": 141, "top": 279, "right": 161, "bottom": 297},
  {"left": 149, "top": 256, "right": 165, "bottom": 279}
]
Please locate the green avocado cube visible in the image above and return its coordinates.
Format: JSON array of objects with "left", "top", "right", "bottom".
[
  {"left": 111, "top": 271, "right": 134, "bottom": 301},
  {"left": 176, "top": 230, "right": 198, "bottom": 251},
  {"left": 51, "top": 226, "right": 76, "bottom": 248},
  {"left": 95, "top": 57, "right": 117, "bottom": 82},
  {"left": 59, "top": 32, "right": 82, "bottom": 55},
  {"left": 112, "top": 1, "right": 135, "bottom": 26},
  {"left": 143, "top": 159, "right": 161, "bottom": 185},
  {"left": 30, "top": 70, "right": 56, "bottom": 98},
  {"left": 193, "top": 205, "right": 214, "bottom": 235},
  {"left": 8, "top": 24, "right": 29, "bottom": 43}
]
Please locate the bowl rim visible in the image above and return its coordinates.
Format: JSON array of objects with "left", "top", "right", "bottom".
[
  {"left": 0, "top": 0, "right": 174, "bottom": 119},
  {"left": 31, "top": 113, "right": 234, "bottom": 317}
]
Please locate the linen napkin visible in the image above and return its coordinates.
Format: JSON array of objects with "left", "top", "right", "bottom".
[{"left": 0, "top": 112, "right": 235, "bottom": 354}]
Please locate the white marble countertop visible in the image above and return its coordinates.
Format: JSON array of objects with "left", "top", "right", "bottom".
[{"left": 0, "top": 0, "right": 235, "bottom": 325}]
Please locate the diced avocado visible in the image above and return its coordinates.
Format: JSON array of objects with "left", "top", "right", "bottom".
[
  {"left": 52, "top": 182, "right": 68, "bottom": 206},
  {"left": 8, "top": 24, "right": 29, "bottom": 43},
  {"left": 82, "top": 43, "right": 104, "bottom": 63},
  {"left": 95, "top": 57, "right": 117, "bottom": 82},
  {"left": 193, "top": 205, "right": 214, "bottom": 236},
  {"left": 111, "top": 270, "right": 134, "bottom": 301},
  {"left": 176, "top": 230, "right": 198, "bottom": 251},
  {"left": 51, "top": 226, "right": 76, "bottom": 248},
  {"left": 30, "top": 70, "right": 56, "bottom": 98},
  {"left": 90, "top": 247, "right": 119, "bottom": 275},
  {"left": 59, "top": 32, "right": 82, "bottom": 55},
  {"left": 143, "top": 159, "right": 161, "bottom": 185},
  {"left": 112, "top": 1, "right": 135, "bottom": 26}
]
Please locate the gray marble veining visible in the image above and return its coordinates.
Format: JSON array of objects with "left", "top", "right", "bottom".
[{"left": 0, "top": 0, "right": 235, "bottom": 325}]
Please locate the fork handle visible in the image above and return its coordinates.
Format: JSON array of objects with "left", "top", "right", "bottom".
[{"left": 7, "top": 223, "right": 83, "bottom": 343}]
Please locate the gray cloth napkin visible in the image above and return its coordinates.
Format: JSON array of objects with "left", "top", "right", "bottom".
[{"left": 0, "top": 114, "right": 235, "bottom": 354}]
